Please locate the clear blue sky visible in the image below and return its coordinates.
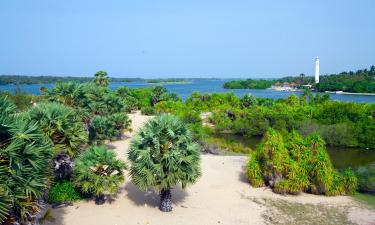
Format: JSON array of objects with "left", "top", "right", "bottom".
[{"left": 1, "top": 0, "right": 374, "bottom": 78}]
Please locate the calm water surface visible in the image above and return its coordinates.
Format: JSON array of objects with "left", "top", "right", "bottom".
[{"left": 1, "top": 79, "right": 375, "bottom": 103}]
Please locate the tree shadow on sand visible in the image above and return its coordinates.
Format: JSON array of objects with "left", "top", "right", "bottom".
[{"left": 123, "top": 182, "right": 188, "bottom": 208}]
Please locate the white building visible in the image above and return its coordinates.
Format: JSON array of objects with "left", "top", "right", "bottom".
[{"left": 315, "top": 56, "right": 320, "bottom": 83}]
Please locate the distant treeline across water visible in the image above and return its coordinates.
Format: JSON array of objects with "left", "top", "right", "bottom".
[{"left": 0, "top": 75, "right": 191, "bottom": 85}]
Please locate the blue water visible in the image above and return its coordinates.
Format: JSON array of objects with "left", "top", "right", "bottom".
[{"left": 1, "top": 79, "right": 375, "bottom": 103}]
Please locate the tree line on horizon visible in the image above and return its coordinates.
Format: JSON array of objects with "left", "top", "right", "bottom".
[
  {"left": 0, "top": 75, "right": 192, "bottom": 85},
  {"left": 223, "top": 65, "right": 375, "bottom": 93}
]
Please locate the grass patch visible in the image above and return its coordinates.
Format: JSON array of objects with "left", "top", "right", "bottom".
[
  {"left": 261, "top": 199, "right": 354, "bottom": 225},
  {"left": 352, "top": 192, "right": 375, "bottom": 209},
  {"left": 47, "top": 180, "right": 84, "bottom": 204},
  {"left": 205, "top": 136, "right": 252, "bottom": 154}
]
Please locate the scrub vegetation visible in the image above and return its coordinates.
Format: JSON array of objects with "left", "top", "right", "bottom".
[{"left": 0, "top": 69, "right": 374, "bottom": 223}]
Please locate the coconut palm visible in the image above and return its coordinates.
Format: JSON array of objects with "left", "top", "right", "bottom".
[
  {"left": 73, "top": 146, "right": 126, "bottom": 204},
  {"left": 128, "top": 114, "right": 201, "bottom": 212},
  {"left": 0, "top": 97, "right": 54, "bottom": 223},
  {"left": 94, "top": 70, "right": 110, "bottom": 87}
]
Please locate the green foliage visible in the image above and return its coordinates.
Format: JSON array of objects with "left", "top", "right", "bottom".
[
  {"left": 43, "top": 82, "right": 83, "bottom": 107},
  {"left": 245, "top": 152, "right": 264, "bottom": 187},
  {"left": 223, "top": 79, "right": 274, "bottom": 89},
  {"left": 94, "top": 70, "right": 109, "bottom": 87},
  {"left": 89, "top": 113, "right": 130, "bottom": 144},
  {"left": 26, "top": 102, "right": 87, "bottom": 157},
  {"left": 141, "top": 106, "right": 155, "bottom": 115},
  {"left": 0, "top": 97, "right": 54, "bottom": 223},
  {"left": 44, "top": 79, "right": 131, "bottom": 145},
  {"left": 73, "top": 146, "right": 126, "bottom": 198},
  {"left": 245, "top": 129, "right": 357, "bottom": 196},
  {"left": 151, "top": 86, "right": 167, "bottom": 106},
  {"left": 185, "top": 92, "right": 240, "bottom": 112},
  {"left": 241, "top": 94, "right": 257, "bottom": 108},
  {"left": 0, "top": 75, "right": 143, "bottom": 85},
  {"left": 0, "top": 89, "right": 36, "bottom": 111},
  {"left": 354, "top": 164, "right": 375, "bottom": 193},
  {"left": 315, "top": 66, "right": 375, "bottom": 93},
  {"left": 47, "top": 181, "right": 83, "bottom": 204},
  {"left": 319, "top": 123, "right": 358, "bottom": 147},
  {"left": 128, "top": 114, "right": 201, "bottom": 192}
]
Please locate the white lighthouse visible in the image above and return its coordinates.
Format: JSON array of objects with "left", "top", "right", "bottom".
[{"left": 315, "top": 56, "right": 320, "bottom": 83}]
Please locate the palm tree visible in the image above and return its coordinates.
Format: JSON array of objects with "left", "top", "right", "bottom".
[
  {"left": 73, "top": 146, "right": 126, "bottom": 204},
  {"left": 0, "top": 97, "right": 54, "bottom": 223},
  {"left": 26, "top": 102, "right": 87, "bottom": 157},
  {"left": 94, "top": 71, "right": 110, "bottom": 87},
  {"left": 128, "top": 114, "right": 201, "bottom": 212},
  {"left": 26, "top": 102, "right": 87, "bottom": 180},
  {"left": 43, "top": 82, "right": 83, "bottom": 107}
]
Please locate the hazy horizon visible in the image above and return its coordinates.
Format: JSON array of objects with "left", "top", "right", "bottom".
[{"left": 1, "top": 0, "right": 374, "bottom": 78}]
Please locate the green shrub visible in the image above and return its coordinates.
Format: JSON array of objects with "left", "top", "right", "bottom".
[
  {"left": 355, "top": 164, "right": 375, "bottom": 194},
  {"left": 241, "top": 94, "right": 257, "bottom": 108},
  {"left": 245, "top": 152, "right": 264, "bottom": 187},
  {"left": 89, "top": 116, "right": 114, "bottom": 144},
  {"left": 47, "top": 181, "right": 83, "bottom": 204},
  {"left": 141, "top": 106, "right": 155, "bottom": 115},
  {"left": 73, "top": 146, "right": 126, "bottom": 204},
  {"left": 245, "top": 128, "right": 357, "bottom": 196}
]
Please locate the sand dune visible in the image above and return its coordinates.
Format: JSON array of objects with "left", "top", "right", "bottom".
[{"left": 47, "top": 112, "right": 375, "bottom": 225}]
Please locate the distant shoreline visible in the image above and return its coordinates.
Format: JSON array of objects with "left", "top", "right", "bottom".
[
  {"left": 324, "top": 91, "right": 375, "bottom": 96},
  {"left": 147, "top": 81, "right": 192, "bottom": 85}
]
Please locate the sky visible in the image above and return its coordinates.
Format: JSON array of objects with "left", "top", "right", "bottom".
[{"left": 0, "top": 0, "right": 374, "bottom": 78}]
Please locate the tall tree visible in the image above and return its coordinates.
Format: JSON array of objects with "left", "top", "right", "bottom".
[
  {"left": 128, "top": 114, "right": 201, "bottom": 212},
  {"left": 94, "top": 70, "right": 109, "bottom": 87}
]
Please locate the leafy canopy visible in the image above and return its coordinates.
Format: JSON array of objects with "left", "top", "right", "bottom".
[{"left": 128, "top": 114, "right": 201, "bottom": 191}]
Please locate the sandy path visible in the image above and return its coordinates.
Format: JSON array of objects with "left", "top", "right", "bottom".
[{"left": 47, "top": 112, "right": 375, "bottom": 225}]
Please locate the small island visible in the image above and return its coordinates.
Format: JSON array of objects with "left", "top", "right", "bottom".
[{"left": 146, "top": 78, "right": 192, "bottom": 85}]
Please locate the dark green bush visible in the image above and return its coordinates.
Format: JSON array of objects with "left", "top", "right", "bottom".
[
  {"left": 47, "top": 181, "right": 83, "bottom": 204},
  {"left": 355, "top": 164, "right": 375, "bottom": 194}
]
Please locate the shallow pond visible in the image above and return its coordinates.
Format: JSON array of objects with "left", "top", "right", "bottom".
[{"left": 212, "top": 133, "right": 375, "bottom": 169}]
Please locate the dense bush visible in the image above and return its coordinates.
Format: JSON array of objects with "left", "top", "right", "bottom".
[
  {"left": 246, "top": 129, "right": 357, "bottom": 196},
  {"left": 47, "top": 181, "right": 83, "bottom": 204},
  {"left": 241, "top": 94, "right": 257, "bottom": 108},
  {"left": 141, "top": 106, "right": 155, "bottom": 115},
  {"left": 73, "top": 146, "right": 126, "bottom": 204},
  {"left": 355, "top": 164, "right": 375, "bottom": 194},
  {"left": 0, "top": 97, "right": 54, "bottom": 223}
]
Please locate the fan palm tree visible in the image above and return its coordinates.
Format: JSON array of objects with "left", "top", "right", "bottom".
[
  {"left": 94, "top": 70, "right": 110, "bottom": 87},
  {"left": 128, "top": 114, "right": 201, "bottom": 212},
  {"left": 0, "top": 97, "right": 54, "bottom": 223},
  {"left": 73, "top": 146, "right": 126, "bottom": 204},
  {"left": 26, "top": 102, "right": 87, "bottom": 157},
  {"left": 43, "top": 82, "right": 83, "bottom": 107}
]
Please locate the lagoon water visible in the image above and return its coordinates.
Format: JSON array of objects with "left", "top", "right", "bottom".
[{"left": 1, "top": 79, "right": 375, "bottom": 103}]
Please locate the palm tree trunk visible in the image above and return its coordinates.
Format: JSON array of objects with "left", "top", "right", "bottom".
[
  {"left": 95, "top": 194, "right": 105, "bottom": 205},
  {"left": 159, "top": 188, "right": 172, "bottom": 212}
]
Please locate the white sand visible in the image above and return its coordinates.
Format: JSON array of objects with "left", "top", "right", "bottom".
[{"left": 47, "top": 112, "right": 375, "bottom": 225}]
